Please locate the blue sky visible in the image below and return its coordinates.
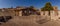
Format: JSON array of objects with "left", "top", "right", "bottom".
[{"left": 0, "top": 0, "right": 60, "bottom": 9}]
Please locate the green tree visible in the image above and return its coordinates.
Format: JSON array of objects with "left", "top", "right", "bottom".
[{"left": 41, "top": 2, "right": 53, "bottom": 15}]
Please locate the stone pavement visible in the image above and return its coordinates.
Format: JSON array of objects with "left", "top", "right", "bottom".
[{"left": 0, "top": 16, "right": 60, "bottom": 26}]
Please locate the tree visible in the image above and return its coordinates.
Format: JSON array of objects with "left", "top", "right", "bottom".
[{"left": 41, "top": 2, "right": 53, "bottom": 15}]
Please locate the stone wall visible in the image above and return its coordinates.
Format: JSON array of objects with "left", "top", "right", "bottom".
[
  {"left": 40, "top": 10, "right": 60, "bottom": 20},
  {"left": 19, "top": 11, "right": 22, "bottom": 16},
  {"left": 40, "top": 11, "right": 49, "bottom": 16},
  {"left": 0, "top": 9, "right": 15, "bottom": 16},
  {"left": 50, "top": 11, "right": 58, "bottom": 20},
  {"left": 0, "top": 9, "right": 60, "bottom": 20},
  {"left": 10, "top": 15, "right": 51, "bottom": 24}
]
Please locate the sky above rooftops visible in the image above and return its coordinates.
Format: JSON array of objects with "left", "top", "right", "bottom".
[{"left": 0, "top": 0, "right": 60, "bottom": 10}]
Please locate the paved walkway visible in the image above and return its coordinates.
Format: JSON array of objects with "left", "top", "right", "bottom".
[{"left": 0, "top": 16, "right": 60, "bottom": 26}]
